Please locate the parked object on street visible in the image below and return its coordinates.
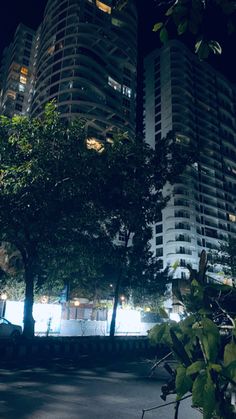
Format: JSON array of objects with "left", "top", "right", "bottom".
[{"left": 0, "top": 317, "right": 22, "bottom": 338}]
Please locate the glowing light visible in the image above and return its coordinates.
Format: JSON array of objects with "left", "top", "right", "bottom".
[
  {"left": 108, "top": 308, "right": 141, "bottom": 334},
  {"left": 169, "top": 312, "right": 180, "bottom": 322},
  {"left": 1, "top": 293, "right": 7, "bottom": 301},
  {"left": 86, "top": 137, "right": 104, "bottom": 153},
  {"left": 74, "top": 300, "right": 80, "bottom": 307},
  {"left": 96, "top": 1, "right": 111, "bottom": 14},
  {"left": 5, "top": 301, "right": 61, "bottom": 333},
  {"left": 41, "top": 295, "right": 49, "bottom": 304}
]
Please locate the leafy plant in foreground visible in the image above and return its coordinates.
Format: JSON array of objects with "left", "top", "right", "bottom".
[{"left": 149, "top": 251, "right": 236, "bottom": 419}]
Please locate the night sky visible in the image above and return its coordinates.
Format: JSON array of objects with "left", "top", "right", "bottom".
[{"left": 0, "top": 0, "right": 235, "bottom": 83}]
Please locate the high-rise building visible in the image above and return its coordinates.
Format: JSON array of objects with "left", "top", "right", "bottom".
[
  {"left": 0, "top": 24, "right": 35, "bottom": 117},
  {"left": 144, "top": 41, "right": 236, "bottom": 282},
  {"left": 30, "top": 0, "right": 137, "bottom": 139}
]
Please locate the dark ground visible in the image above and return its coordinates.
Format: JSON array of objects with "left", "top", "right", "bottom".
[{"left": 0, "top": 357, "right": 201, "bottom": 419}]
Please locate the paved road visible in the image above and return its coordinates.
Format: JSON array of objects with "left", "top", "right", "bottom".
[{"left": 0, "top": 359, "right": 201, "bottom": 419}]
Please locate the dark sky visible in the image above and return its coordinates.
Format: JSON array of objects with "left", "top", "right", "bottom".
[{"left": 0, "top": 0, "right": 235, "bottom": 83}]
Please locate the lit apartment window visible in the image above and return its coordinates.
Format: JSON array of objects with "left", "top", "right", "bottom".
[
  {"left": 20, "top": 75, "right": 27, "bottom": 84},
  {"left": 6, "top": 90, "right": 16, "bottom": 100},
  {"left": 21, "top": 67, "right": 28, "bottom": 75},
  {"left": 108, "top": 76, "right": 121, "bottom": 92},
  {"left": 86, "top": 137, "right": 104, "bottom": 153},
  {"left": 123, "top": 85, "right": 132, "bottom": 98},
  {"left": 96, "top": 0, "right": 111, "bottom": 14},
  {"left": 229, "top": 214, "right": 236, "bottom": 222},
  {"left": 175, "top": 133, "right": 190, "bottom": 144},
  {"left": 19, "top": 84, "right": 25, "bottom": 92},
  {"left": 47, "top": 45, "right": 55, "bottom": 55}
]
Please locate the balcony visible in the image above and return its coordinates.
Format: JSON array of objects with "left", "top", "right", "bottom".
[
  {"left": 176, "top": 235, "right": 191, "bottom": 242},
  {"left": 176, "top": 248, "right": 192, "bottom": 255}
]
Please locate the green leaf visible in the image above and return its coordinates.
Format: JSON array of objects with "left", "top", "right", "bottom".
[
  {"left": 192, "top": 371, "right": 217, "bottom": 418},
  {"left": 177, "top": 20, "right": 188, "bottom": 35},
  {"left": 224, "top": 342, "right": 236, "bottom": 367},
  {"left": 208, "top": 40, "right": 222, "bottom": 55},
  {"left": 160, "top": 27, "right": 169, "bottom": 44},
  {"left": 195, "top": 39, "right": 211, "bottom": 59},
  {"left": 192, "top": 371, "right": 206, "bottom": 407},
  {"left": 176, "top": 365, "right": 192, "bottom": 399},
  {"left": 158, "top": 307, "right": 169, "bottom": 319},
  {"left": 170, "top": 329, "right": 191, "bottom": 366},
  {"left": 165, "top": 6, "right": 174, "bottom": 16},
  {"left": 149, "top": 323, "right": 171, "bottom": 345},
  {"left": 200, "top": 318, "right": 220, "bottom": 363},
  {"left": 203, "top": 372, "right": 217, "bottom": 419},
  {"left": 153, "top": 22, "right": 163, "bottom": 32},
  {"left": 210, "top": 363, "right": 222, "bottom": 373},
  {"left": 186, "top": 360, "right": 205, "bottom": 376},
  {"left": 180, "top": 315, "right": 195, "bottom": 332},
  {"left": 224, "top": 360, "right": 236, "bottom": 383}
]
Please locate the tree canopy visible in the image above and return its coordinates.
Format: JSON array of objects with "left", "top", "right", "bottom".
[{"left": 0, "top": 101, "right": 196, "bottom": 336}]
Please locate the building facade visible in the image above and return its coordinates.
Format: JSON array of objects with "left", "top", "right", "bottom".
[
  {"left": 0, "top": 24, "right": 35, "bottom": 117},
  {"left": 144, "top": 41, "right": 236, "bottom": 282},
  {"left": 30, "top": 0, "right": 137, "bottom": 139}
]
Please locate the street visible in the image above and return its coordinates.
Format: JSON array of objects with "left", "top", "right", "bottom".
[{"left": 0, "top": 359, "right": 201, "bottom": 419}]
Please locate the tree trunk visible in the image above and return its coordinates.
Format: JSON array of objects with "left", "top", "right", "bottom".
[
  {"left": 109, "top": 275, "right": 121, "bottom": 337},
  {"left": 23, "top": 260, "right": 35, "bottom": 338},
  {"left": 110, "top": 234, "right": 130, "bottom": 337}
]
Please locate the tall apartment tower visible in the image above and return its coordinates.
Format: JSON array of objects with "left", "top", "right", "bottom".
[
  {"left": 30, "top": 0, "right": 137, "bottom": 139},
  {"left": 0, "top": 24, "right": 35, "bottom": 117},
  {"left": 144, "top": 41, "right": 236, "bottom": 282}
]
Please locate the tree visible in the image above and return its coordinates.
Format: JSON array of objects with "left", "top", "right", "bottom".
[
  {"left": 0, "top": 103, "right": 112, "bottom": 336},
  {"left": 0, "top": 99, "right": 195, "bottom": 338},
  {"left": 153, "top": 0, "right": 236, "bottom": 59},
  {"left": 95, "top": 133, "right": 197, "bottom": 336}
]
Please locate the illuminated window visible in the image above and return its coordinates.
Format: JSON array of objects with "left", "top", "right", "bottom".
[
  {"left": 47, "top": 45, "right": 55, "bottom": 55},
  {"left": 229, "top": 214, "right": 236, "bottom": 222},
  {"left": 86, "top": 137, "right": 104, "bottom": 153},
  {"left": 122, "top": 85, "right": 132, "bottom": 98},
  {"left": 20, "top": 75, "right": 27, "bottom": 84},
  {"left": 175, "top": 134, "right": 190, "bottom": 144},
  {"left": 96, "top": 0, "right": 111, "bottom": 14},
  {"left": 108, "top": 76, "right": 121, "bottom": 92},
  {"left": 7, "top": 90, "right": 16, "bottom": 100},
  {"left": 19, "top": 84, "right": 25, "bottom": 92},
  {"left": 21, "top": 67, "right": 28, "bottom": 75}
]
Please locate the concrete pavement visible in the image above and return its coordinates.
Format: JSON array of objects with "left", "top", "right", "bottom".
[{"left": 0, "top": 359, "right": 201, "bottom": 419}]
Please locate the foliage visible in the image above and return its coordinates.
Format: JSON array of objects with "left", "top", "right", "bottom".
[
  {"left": 210, "top": 237, "right": 236, "bottom": 286},
  {"left": 100, "top": 131, "right": 197, "bottom": 336},
  {"left": 149, "top": 251, "right": 236, "bottom": 418},
  {"left": 153, "top": 0, "right": 236, "bottom": 59},
  {"left": 0, "top": 99, "right": 196, "bottom": 337},
  {"left": 0, "top": 103, "right": 114, "bottom": 335}
]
